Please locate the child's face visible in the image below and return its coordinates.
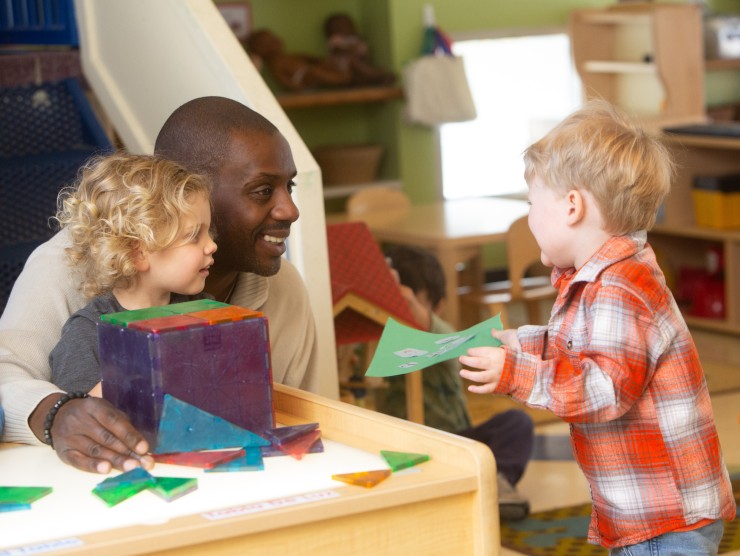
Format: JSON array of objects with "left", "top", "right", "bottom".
[
  {"left": 526, "top": 175, "right": 573, "bottom": 269},
  {"left": 144, "top": 194, "right": 217, "bottom": 296}
]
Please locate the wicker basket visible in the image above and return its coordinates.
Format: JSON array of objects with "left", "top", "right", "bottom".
[{"left": 312, "top": 144, "right": 384, "bottom": 185}]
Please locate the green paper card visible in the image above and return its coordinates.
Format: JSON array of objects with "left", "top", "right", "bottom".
[{"left": 365, "top": 315, "right": 502, "bottom": 378}]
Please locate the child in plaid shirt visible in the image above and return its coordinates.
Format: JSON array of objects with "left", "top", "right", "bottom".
[{"left": 459, "top": 100, "right": 735, "bottom": 553}]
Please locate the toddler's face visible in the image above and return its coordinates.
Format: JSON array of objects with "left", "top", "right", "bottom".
[{"left": 526, "top": 176, "right": 572, "bottom": 269}]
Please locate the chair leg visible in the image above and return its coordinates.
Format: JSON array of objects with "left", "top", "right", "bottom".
[{"left": 525, "top": 300, "right": 543, "bottom": 325}]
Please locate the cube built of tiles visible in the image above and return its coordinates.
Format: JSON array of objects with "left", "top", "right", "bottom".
[{"left": 98, "top": 299, "right": 274, "bottom": 451}]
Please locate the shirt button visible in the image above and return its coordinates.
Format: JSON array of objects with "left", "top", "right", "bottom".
[{"left": 567, "top": 340, "right": 573, "bottom": 350}]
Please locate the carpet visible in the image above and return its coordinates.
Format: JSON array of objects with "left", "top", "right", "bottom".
[{"left": 500, "top": 475, "right": 740, "bottom": 555}]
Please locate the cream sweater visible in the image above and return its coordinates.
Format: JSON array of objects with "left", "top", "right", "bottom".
[{"left": 0, "top": 230, "right": 319, "bottom": 444}]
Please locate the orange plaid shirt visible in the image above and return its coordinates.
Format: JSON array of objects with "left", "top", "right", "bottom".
[{"left": 497, "top": 232, "right": 736, "bottom": 548}]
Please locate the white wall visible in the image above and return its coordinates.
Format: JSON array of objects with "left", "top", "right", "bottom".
[{"left": 74, "top": 0, "right": 338, "bottom": 399}]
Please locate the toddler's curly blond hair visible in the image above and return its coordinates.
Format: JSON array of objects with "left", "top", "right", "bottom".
[{"left": 55, "top": 152, "right": 212, "bottom": 298}]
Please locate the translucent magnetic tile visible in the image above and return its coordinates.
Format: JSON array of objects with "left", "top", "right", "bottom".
[
  {"left": 264, "top": 422, "right": 319, "bottom": 446},
  {"left": 188, "top": 305, "right": 263, "bottom": 324},
  {"left": 163, "top": 299, "right": 230, "bottom": 314},
  {"left": 128, "top": 314, "right": 206, "bottom": 332},
  {"left": 92, "top": 481, "right": 151, "bottom": 507},
  {"left": 276, "top": 429, "right": 321, "bottom": 460},
  {"left": 0, "top": 503, "right": 31, "bottom": 512},
  {"left": 0, "top": 486, "right": 53, "bottom": 504},
  {"left": 152, "top": 449, "right": 245, "bottom": 469},
  {"left": 332, "top": 469, "right": 392, "bottom": 488},
  {"left": 94, "top": 467, "right": 154, "bottom": 491},
  {"left": 205, "top": 447, "right": 264, "bottom": 473},
  {"left": 380, "top": 450, "right": 430, "bottom": 472},
  {"left": 100, "top": 305, "right": 174, "bottom": 326},
  {"left": 155, "top": 394, "right": 270, "bottom": 454},
  {"left": 262, "top": 438, "right": 324, "bottom": 458},
  {"left": 150, "top": 477, "right": 198, "bottom": 502}
]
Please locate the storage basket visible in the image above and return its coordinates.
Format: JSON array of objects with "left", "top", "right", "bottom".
[{"left": 312, "top": 144, "right": 384, "bottom": 185}]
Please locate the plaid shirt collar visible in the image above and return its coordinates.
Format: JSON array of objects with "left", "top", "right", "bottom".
[{"left": 551, "top": 230, "right": 647, "bottom": 295}]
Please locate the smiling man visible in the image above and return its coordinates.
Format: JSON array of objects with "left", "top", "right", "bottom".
[{"left": 0, "top": 97, "right": 319, "bottom": 474}]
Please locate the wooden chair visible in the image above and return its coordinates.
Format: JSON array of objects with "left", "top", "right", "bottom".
[
  {"left": 460, "top": 215, "right": 557, "bottom": 328},
  {"left": 346, "top": 186, "right": 410, "bottom": 219}
]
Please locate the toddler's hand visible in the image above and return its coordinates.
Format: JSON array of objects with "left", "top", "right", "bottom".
[
  {"left": 459, "top": 346, "right": 505, "bottom": 394},
  {"left": 492, "top": 328, "right": 521, "bottom": 351}
]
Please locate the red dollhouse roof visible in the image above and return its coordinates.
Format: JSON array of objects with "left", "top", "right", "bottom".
[{"left": 327, "top": 221, "right": 421, "bottom": 344}]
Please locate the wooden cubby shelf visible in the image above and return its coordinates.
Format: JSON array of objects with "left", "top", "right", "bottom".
[{"left": 276, "top": 86, "right": 404, "bottom": 110}]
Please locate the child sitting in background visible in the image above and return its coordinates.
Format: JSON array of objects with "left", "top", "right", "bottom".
[
  {"left": 376, "top": 244, "right": 533, "bottom": 520},
  {"left": 49, "top": 153, "right": 217, "bottom": 404},
  {"left": 460, "top": 100, "right": 735, "bottom": 552}
]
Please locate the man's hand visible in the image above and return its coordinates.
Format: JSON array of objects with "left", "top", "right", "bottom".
[{"left": 30, "top": 394, "right": 153, "bottom": 474}]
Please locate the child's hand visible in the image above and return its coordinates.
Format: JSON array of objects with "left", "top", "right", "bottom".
[
  {"left": 88, "top": 382, "right": 103, "bottom": 398},
  {"left": 459, "top": 346, "right": 506, "bottom": 394},
  {"left": 492, "top": 328, "right": 521, "bottom": 351}
]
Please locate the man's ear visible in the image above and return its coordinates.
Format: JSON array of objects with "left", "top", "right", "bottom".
[{"left": 565, "top": 189, "right": 586, "bottom": 226}]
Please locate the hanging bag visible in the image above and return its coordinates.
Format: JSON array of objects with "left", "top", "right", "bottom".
[{"left": 403, "top": 23, "right": 477, "bottom": 126}]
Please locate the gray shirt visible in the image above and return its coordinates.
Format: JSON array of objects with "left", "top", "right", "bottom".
[{"left": 49, "top": 292, "right": 199, "bottom": 392}]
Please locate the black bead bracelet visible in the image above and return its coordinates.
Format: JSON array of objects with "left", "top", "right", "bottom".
[{"left": 43, "top": 391, "right": 89, "bottom": 448}]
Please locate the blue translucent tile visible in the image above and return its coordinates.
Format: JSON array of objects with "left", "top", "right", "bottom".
[{"left": 155, "top": 395, "right": 269, "bottom": 454}]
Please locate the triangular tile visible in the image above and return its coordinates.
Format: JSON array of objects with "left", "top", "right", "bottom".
[
  {"left": 152, "top": 449, "right": 245, "bottom": 469},
  {"left": 264, "top": 423, "right": 319, "bottom": 446},
  {"left": 276, "top": 429, "right": 321, "bottom": 460},
  {"left": 206, "top": 447, "right": 264, "bottom": 472},
  {"left": 155, "top": 394, "right": 269, "bottom": 453},
  {"left": 332, "top": 469, "right": 392, "bottom": 488},
  {"left": 150, "top": 477, "right": 198, "bottom": 502},
  {"left": 380, "top": 450, "right": 430, "bottom": 472}
]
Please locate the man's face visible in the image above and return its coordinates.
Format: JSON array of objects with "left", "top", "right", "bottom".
[{"left": 210, "top": 129, "right": 299, "bottom": 277}]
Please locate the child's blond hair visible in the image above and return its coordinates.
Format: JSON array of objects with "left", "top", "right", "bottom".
[
  {"left": 55, "top": 152, "right": 212, "bottom": 298},
  {"left": 523, "top": 100, "right": 674, "bottom": 235}
]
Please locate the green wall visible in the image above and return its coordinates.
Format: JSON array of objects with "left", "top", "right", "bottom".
[{"left": 240, "top": 0, "right": 739, "bottom": 205}]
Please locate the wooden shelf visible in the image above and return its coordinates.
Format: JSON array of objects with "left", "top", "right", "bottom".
[
  {"left": 276, "top": 86, "right": 403, "bottom": 109},
  {"left": 322, "top": 179, "right": 401, "bottom": 200},
  {"left": 583, "top": 60, "right": 655, "bottom": 74},
  {"left": 705, "top": 58, "right": 740, "bottom": 72}
]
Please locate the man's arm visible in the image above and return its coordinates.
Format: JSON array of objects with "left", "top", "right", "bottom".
[
  {"left": 0, "top": 232, "right": 151, "bottom": 473},
  {"left": 0, "top": 232, "right": 83, "bottom": 443}
]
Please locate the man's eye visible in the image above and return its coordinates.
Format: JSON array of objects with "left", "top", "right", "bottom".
[{"left": 287, "top": 180, "right": 296, "bottom": 194}]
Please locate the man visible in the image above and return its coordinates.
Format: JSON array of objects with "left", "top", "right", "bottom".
[{"left": 0, "top": 97, "right": 319, "bottom": 474}]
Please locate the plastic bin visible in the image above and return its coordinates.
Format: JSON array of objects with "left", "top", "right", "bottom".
[{"left": 693, "top": 174, "right": 740, "bottom": 229}]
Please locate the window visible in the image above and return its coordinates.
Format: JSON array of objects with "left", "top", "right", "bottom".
[{"left": 440, "top": 31, "right": 582, "bottom": 200}]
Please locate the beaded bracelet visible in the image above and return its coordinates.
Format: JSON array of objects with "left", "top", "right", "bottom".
[{"left": 43, "top": 391, "right": 89, "bottom": 448}]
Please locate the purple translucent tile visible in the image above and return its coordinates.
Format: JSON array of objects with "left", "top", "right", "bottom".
[
  {"left": 264, "top": 423, "right": 320, "bottom": 446},
  {"left": 99, "top": 311, "right": 274, "bottom": 450},
  {"left": 262, "top": 438, "right": 324, "bottom": 458}
]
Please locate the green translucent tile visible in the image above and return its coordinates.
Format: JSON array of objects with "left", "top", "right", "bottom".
[
  {"left": 94, "top": 467, "right": 154, "bottom": 491},
  {"left": 0, "top": 503, "right": 32, "bottom": 512},
  {"left": 206, "top": 447, "right": 264, "bottom": 473},
  {"left": 332, "top": 469, "right": 392, "bottom": 488},
  {"left": 93, "top": 481, "right": 151, "bottom": 507},
  {"left": 380, "top": 450, "right": 430, "bottom": 472},
  {"left": 164, "top": 299, "right": 229, "bottom": 314},
  {"left": 0, "top": 486, "right": 53, "bottom": 504},
  {"left": 150, "top": 477, "right": 198, "bottom": 502},
  {"left": 101, "top": 305, "right": 174, "bottom": 326}
]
